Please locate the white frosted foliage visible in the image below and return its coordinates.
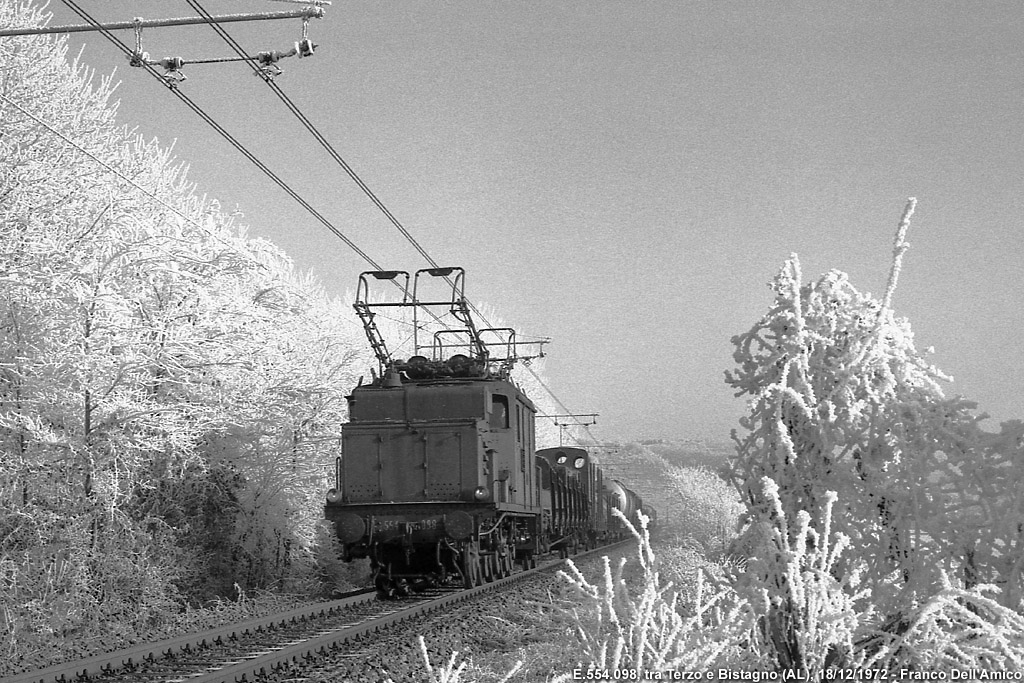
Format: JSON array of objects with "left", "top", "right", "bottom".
[{"left": 726, "top": 199, "right": 1024, "bottom": 640}]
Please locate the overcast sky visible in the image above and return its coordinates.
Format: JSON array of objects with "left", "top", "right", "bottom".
[{"left": 40, "top": 1, "right": 1023, "bottom": 443}]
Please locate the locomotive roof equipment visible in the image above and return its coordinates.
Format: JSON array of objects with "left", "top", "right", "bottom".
[{"left": 353, "top": 267, "right": 543, "bottom": 383}]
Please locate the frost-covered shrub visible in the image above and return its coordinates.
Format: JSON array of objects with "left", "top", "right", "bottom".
[
  {"left": 616, "top": 442, "right": 744, "bottom": 558},
  {"left": 664, "top": 465, "right": 744, "bottom": 558},
  {"left": 384, "top": 635, "right": 522, "bottom": 683},
  {"left": 551, "top": 511, "right": 761, "bottom": 679},
  {"left": 740, "top": 483, "right": 869, "bottom": 674},
  {"left": 0, "top": 0, "right": 366, "bottom": 667},
  {"left": 861, "top": 570, "right": 1024, "bottom": 671}
]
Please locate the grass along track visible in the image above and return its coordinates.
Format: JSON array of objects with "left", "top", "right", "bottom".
[{"left": 3, "top": 540, "right": 634, "bottom": 683}]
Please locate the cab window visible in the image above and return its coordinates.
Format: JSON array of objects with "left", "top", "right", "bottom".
[{"left": 490, "top": 394, "right": 509, "bottom": 429}]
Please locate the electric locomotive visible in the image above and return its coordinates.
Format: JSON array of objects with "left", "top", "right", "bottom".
[
  {"left": 324, "top": 267, "right": 655, "bottom": 595},
  {"left": 325, "top": 268, "right": 546, "bottom": 593}
]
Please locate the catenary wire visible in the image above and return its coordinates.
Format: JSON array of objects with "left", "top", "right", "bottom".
[
  {"left": 184, "top": 2, "right": 598, "bottom": 444},
  {"left": 182, "top": 0, "right": 442, "bottom": 271},
  {"left": 66, "top": 0, "right": 597, "bottom": 447},
  {"left": 59, "top": 0, "right": 384, "bottom": 272},
  {"left": 0, "top": 91, "right": 269, "bottom": 269},
  {"left": 178, "top": 0, "right": 457, "bottom": 332}
]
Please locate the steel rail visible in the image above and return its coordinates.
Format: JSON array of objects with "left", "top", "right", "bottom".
[
  {"left": 4, "top": 540, "right": 635, "bottom": 683},
  {"left": 0, "top": 589, "right": 377, "bottom": 683},
  {"left": 174, "top": 540, "right": 636, "bottom": 683}
]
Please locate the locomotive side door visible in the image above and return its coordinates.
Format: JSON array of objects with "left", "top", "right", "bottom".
[
  {"left": 486, "top": 386, "right": 537, "bottom": 512},
  {"left": 514, "top": 396, "right": 536, "bottom": 509},
  {"left": 488, "top": 392, "right": 511, "bottom": 504}
]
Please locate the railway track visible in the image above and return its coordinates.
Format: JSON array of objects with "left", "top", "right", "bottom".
[{"left": 3, "top": 540, "right": 633, "bottom": 683}]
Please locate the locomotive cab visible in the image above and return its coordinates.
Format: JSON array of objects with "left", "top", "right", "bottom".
[{"left": 338, "top": 378, "right": 536, "bottom": 508}]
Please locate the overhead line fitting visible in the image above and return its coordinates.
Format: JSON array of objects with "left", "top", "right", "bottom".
[
  {"left": 538, "top": 414, "right": 600, "bottom": 447},
  {"left": 539, "top": 414, "right": 599, "bottom": 426},
  {"left": 56, "top": 0, "right": 380, "bottom": 271},
  {"left": 128, "top": 12, "right": 320, "bottom": 83},
  {"left": 134, "top": 44, "right": 315, "bottom": 84},
  {"left": 0, "top": 7, "right": 328, "bottom": 83}
]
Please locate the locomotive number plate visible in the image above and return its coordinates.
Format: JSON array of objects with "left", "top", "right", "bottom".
[{"left": 375, "top": 518, "right": 440, "bottom": 532}]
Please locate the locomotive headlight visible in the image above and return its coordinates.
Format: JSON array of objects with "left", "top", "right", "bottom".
[
  {"left": 326, "top": 488, "right": 343, "bottom": 504},
  {"left": 473, "top": 486, "right": 489, "bottom": 501}
]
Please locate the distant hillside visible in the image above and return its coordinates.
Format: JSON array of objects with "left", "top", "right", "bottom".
[
  {"left": 587, "top": 438, "right": 738, "bottom": 540},
  {"left": 638, "top": 438, "right": 732, "bottom": 474}
]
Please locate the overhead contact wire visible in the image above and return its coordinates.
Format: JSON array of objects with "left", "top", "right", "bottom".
[
  {"left": 59, "top": 0, "right": 384, "bottom": 272},
  {"left": 183, "top": 0, "right": 439, "bottom": 269},
  {"left": 73, "top": 0, "right": 593, "bottom": 445},
  {"left": 185, "top": 0, "right": 592, "bottom": 442},
  {"left": 183, "top": 0, "right": 449, "bottom": 321}
]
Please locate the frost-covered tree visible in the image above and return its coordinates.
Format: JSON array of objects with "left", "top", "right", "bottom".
[
  {"left": 0, "top": 1, "right": 365, "bottom": 665},
  {"left": 192, "top": 272, "right": 362, "bottom": 590},
  {"left": 725, "top": 199, "right": 1024, "bottom": 669},
  {"left": 1, "top": 2, "right": 212, "bottom": 655}
]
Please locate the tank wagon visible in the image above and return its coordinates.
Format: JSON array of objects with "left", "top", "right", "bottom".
[{"left": 325, "top": 268, "right": 654, "bottom": 595}]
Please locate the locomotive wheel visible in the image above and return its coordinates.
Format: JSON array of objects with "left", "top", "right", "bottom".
[
  {"left": 462, "top": 542, "right": 482, "bottom": 588},
  {"left": 492, "top": 553, "right": 502, "bottom": 581},
  {"left": 491, "top": 553, "right": 502, "bottom": 580}
]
